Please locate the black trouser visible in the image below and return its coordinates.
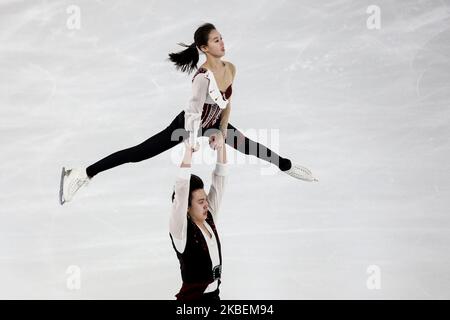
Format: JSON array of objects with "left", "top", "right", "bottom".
[
  {"left": 200, "top": 288, "right": 220, "bottom": 302},
  {"left": 86, "top": 111, "right": 291, "bottom": 178}
]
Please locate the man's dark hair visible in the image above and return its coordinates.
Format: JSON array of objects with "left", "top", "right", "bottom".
[{"left": 171, "top": 174, "right": 204, "bottom": 207}]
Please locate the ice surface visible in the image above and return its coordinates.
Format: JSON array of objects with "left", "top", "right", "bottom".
[{"left": 1, "top": 0, "right": 449, "bottom": 299}]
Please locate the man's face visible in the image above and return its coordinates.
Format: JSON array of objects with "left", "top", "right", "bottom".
[{"left": 188, "top": 189, "right": 209, "bottom": 222}]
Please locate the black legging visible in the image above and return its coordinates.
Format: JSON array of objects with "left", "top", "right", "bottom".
[{"left": 86, "top": 110, "right": 291, "bottom": 178}]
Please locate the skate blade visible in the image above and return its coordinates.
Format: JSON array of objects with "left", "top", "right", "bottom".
[
  {"left": 285, "top": 169, "right": 317, "bottom": 182},
  {"left": 59, "top": 167, "right": 68, "bottom": 205},
  {"left": 301, "top": 172, "right": 318, "bottom": 182},
  {"left": 296, "top": 165, "right": 312, "bottom": 176}
]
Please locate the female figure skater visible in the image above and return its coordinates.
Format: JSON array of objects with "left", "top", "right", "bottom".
[
  {"left": 59, "top": 22, "right": 317, "bottom": 205},
  {"left": 169, "top": 137, "right": 226, "bottom": 301}
]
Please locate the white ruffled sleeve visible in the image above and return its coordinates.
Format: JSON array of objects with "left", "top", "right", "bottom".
[
  {"left": 184, "top": 73, "right": 208, "bottom": 147},
  {"left": 169, "top": 167, "right": 191, "bottom": 253},
  {"left": 207, "top": 163, "right": 227, "bottom": 222}
]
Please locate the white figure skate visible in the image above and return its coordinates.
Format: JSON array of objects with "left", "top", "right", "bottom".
[
  {"left": 284, "top": 163, "right": 318, "bottom": 182},
  {"left": 59, "top": 167, "right": 90, "bottom": 205}
]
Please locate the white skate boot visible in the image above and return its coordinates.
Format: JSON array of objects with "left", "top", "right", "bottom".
[
  {"left": 284, "top": 163, "right": 318, "bottom": 182},
  {"left": 59, "top": 167, "right": 91, "bottom": 205}
]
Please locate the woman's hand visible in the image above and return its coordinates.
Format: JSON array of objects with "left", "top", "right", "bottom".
[
  {"left": 209, "top": 132, "right": 224, "bottom": 150},
  {"left": 184, "top": 139, "right": 200, "bottom": 153}
]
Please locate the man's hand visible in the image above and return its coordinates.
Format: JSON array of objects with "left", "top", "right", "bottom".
[
  {"left": 209, "top": 132, "right": 224, "bottom": 150},
  {"left": 181, "top": 140, "right": 199, "bottom": 168}
]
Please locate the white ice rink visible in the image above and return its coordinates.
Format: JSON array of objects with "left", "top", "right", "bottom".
[{"left": 1, "top": 0, "right": 449, "bottom": 299}]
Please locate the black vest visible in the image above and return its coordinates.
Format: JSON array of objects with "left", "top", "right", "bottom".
[{"left": 170, "top": 211, "right": 222, "bottom": 301}]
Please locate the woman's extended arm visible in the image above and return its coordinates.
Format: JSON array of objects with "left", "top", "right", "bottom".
[
  {"left": 219, "top": 101, "right": 231, "bottom": 139},
  {"left": 218, "top": 62, "right": 236, "bottom": 139},
  {"left": 185, "top": 73, "right": 208, "bottom": 148}
]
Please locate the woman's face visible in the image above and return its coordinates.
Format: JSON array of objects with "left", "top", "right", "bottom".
[
  {"left": 188, "top": 189, "right": 209, "bottom": 222},
  {"left": 201, "top": 29, "right": 225, "bottom": 57}
]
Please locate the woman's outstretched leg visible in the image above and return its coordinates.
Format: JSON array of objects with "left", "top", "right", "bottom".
[
  {"left": 223, "top": 123, "right": 318, "bottom": 181},
  {"left": 60, "top": 111, "right": 189, "bottom": 205},
  {"left": 86, "top": 111, "right": 187, "bottom": 178},
  {"left": 222, "top": 123, "right": 292, "bottom": 171}
]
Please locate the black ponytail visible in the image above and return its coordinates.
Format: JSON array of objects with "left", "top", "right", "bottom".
[
  {"left": 168, "top": 23, "right": 216, "bottom": 74},
  {"left": 168, "top": 42, "right": 199, "bottom": 74}
]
